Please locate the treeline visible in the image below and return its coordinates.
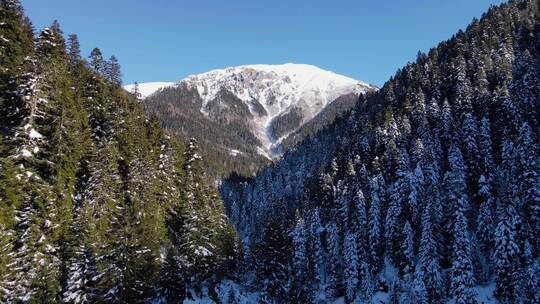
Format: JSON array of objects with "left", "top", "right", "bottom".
[
  {"left": 0, "top": 1, "right": 238, "bottom": 303},
  {"left": 221, "top": 1, "right": 540, "bottom": 303}
]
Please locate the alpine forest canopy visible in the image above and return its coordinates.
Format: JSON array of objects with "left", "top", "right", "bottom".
[
  {"left": 0, "top": 0, "right": 239, "bottom": 303},
  {"left": 0, "top": 0, "right": 539, "bottom": 304},
  {"left": 221, "top": 0, "right": 540, "bottom": 303}
]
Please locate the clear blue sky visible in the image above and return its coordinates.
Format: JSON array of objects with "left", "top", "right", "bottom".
[{"left": 22, "top": 0, "right": 505, "bottom": 86}]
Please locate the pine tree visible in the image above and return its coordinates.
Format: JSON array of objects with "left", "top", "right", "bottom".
[
  {"left": 343, "top": 232, "right": 359, "bottom": 303},
  {"left": 352, "top": 190, "right": 369, "bottom": 257},
  {"left": 402, "top": 221, "right": 415, "bottom": 280},
  {"left": 516, "top": 122, "right": 540, "bottom": 244},
  {"left": 411, "top": 274, "right": 429, "bottom": 304},
  {"left": 67, "top": 33, "right": 81, "bottom": 68},
  {"left": 308, "top": 209, "right": 325, "bottom": 296},
  {"left": 369, "top": 173, "right": 385, "bottom": 270},
  {"left": 441, "top": 99, "right": 454, "bottom": 143},
  {"left": 61, "top": 242, "right": 98, "bottom": 303},
  {"left": 461, "top": 110, "right": 480, "bottom": 180},
  {"left": 180, "top": 138, "right": 221, "bottom": 283},
  {"left": 521, "top": 259, "right": 540, "bottom": 304},
  {"left": 89, "top": 47, "right": 104, "bottom": 75},
  {"left": 400, "top": 220, "right": 416, "bottom": 302},
  {"left": 409, "top": 163, "right": 425, "bottom": 227},
  {"left": 161, "top": 166, "right": 189, "bottom": 302},
  {"left": 494, "top": 202, "right": 520, "bottom": 303},
  {"left": 443, "top": 143, "right": 469, "bottom": 245},
  {"left": 130, "top": 81, "right": 142, "bottom": 100},
  {"left": 418, "top": 201, "right": 442, "bottom": 301},
  {"left": 0, "top": 138, "right": 22, "bottom": 300},
  {"left": 476, "top": 174, "right": 495, "bottom": 281},
  {"left": 79, "top": 143, "right": 125, "bottom": 302},
  {"left": 0, "top": 0, "right": 35, "bottom": 136},
  {"left": 290, "top": 214, "right": 310, "bottom": 303},
  {"left": 255, "top": 220, "right": 290, "bottom": 303},
  {"left": 386, "top": 150, "right": 409, "bottom": 265},
  {"left": 325, "top": 222, "right": 341, "bottom": 299},
  {"left": 358, "top": 260, "right": 374, "bottom": 302},
  {"left": 8, "top": 21, "right": 83, "bottom": 303},
  {"left": 477, "top": 116, "right": 494, "bottom": 173},
  {"left": 451, "top": 202, "right": 477, "bottom": 304},
  {"left": 106, "top": 55, "right": 122, "bottom": 86}
]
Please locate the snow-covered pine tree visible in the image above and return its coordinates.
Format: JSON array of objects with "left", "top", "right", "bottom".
[
  {"left": 368, "top": 173, "right": 385, "bottom": 271},
  {"left": 494, "top": 202, "right": 520, "bottom": 303},
  {"left": 401, "top": 221, "right": 415, "bottom": 302},
  {"left": 0, "top": 0, "right": 35, "bottom": 137},
  {"left": 255, "top": 220, "right": 290, "bottom": 303},
  {"left": 358, "top": 260, "right": 374, "bottom": 302},
  {"left": 521, "top": 258, "right": 540, "bottom": 304},
  {"left": 409, "top": 162, "right": 425, "bottom": 228},
  {"left": 411, "top": 275, "right": 429, "bottom": 304},
  {"left": 516, "top": 122, "right": 540, "bottom": 247},
  {"left": 325, "top": 222, "right": 341, "bottom": 299},
  {"left": 418, "top": 200, "right": 442, "bottom": 301},
  {"left": 8, "top": 21, "right": 80, "bottom": 302},
  {"left": 0, "top": 137, "right": 22, "bottom": 300},
  {"left": 451, "top": 200, "right": 477, "bottom": 304},
  {"left": 61, "top": 242, "right": 98, "bottom": 303},
  {"left": 476, "top": 174, "right": 495, "bottom": 281},
  {"left": 477, "top": 115, "right": 494, "bottom": 174},
  {"left": 385, "top": 149, "right": 409, "bottom": 265},
  {"left": 161, "top": 154, "right": 189, "bottom": 302},
  {"left": 343, "top": 231, "right": 359, "bottom": 303},
  {"left": 290, "top": 213, "right": 310, "bottom": 303},
  {"left": 441, "top": 99, "right": 454, "bottom": 143},
  {"left": 460, "top": 110, "right": 480, "bottom": 186},
  {"left": 308, "top": 208, "right": 325, "bottom": 298}
]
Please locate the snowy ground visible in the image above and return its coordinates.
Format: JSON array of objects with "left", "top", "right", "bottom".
[
  {"left": 150, "top": 280, "right": 497, "bottom": 304},
  {"left": 161, "top": 280, "right": 260, "bottom": 304}
]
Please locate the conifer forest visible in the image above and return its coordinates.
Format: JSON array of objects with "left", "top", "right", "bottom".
[{"left": 0, "top": 0, "right": 539, "bottom": 303}]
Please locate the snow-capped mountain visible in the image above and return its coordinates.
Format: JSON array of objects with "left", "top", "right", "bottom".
[
  {"left": 132, "top": 64, "right": 375, "bottom": 176},
  {"left": 182, "top": 63, "right": 374, "bottom": 153},
  {"left": 128, "top": 64, "right": 374, "bottom": 157},
  {"left": 124, "top": 82, "right": 174, "bottom": 98}
]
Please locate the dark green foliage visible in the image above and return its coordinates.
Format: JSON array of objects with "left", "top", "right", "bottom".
[
  {"left": 106, "top": 55, "right": 122, "bottom": 86},
  {"left": 269, "top": 106, "right": 303, "bottom": 140},
  {"left": 0, "top": 0, "right": 34, "bottom": 137},
  {"left": 89, "top": 47, "right": 104, "bottom": 75},
  {"left": 253, "top": 220, "right": 290, "bottom": 303},
  {"left": 0, "top": 4, "right": 240, "bottom": 303},
  {"left": 145, "top": 83, "right": 271, "bottom": 177}
]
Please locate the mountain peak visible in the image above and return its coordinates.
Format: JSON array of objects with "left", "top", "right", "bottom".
[
  {"left": 125, "top": 63, "right": 373, "bottom": 99},
  {"left": 180, "top": 63, "right": 374, "bottom": 155},
  {"left": 127, "top": 63, "right": 375, "bottom": 158}
]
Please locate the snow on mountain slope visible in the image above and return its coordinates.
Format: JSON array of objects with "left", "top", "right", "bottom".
[
  {"left": 123, "top": 82, "right": 174, "bottom": 98},
  {"left": 130, "top": 63, "right": 375, "bottom": 157},
  {"left": 181, "top": 63, "right": 374, "bottom": 153}
]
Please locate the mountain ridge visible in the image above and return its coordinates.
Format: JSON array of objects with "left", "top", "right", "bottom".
[{"left": 138, "top": 63, "right": 375, "bottom": 176}]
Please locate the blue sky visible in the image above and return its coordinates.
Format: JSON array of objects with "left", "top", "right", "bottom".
[{"left": 22, "top": 0, "right": 505, "bottom": 86}]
